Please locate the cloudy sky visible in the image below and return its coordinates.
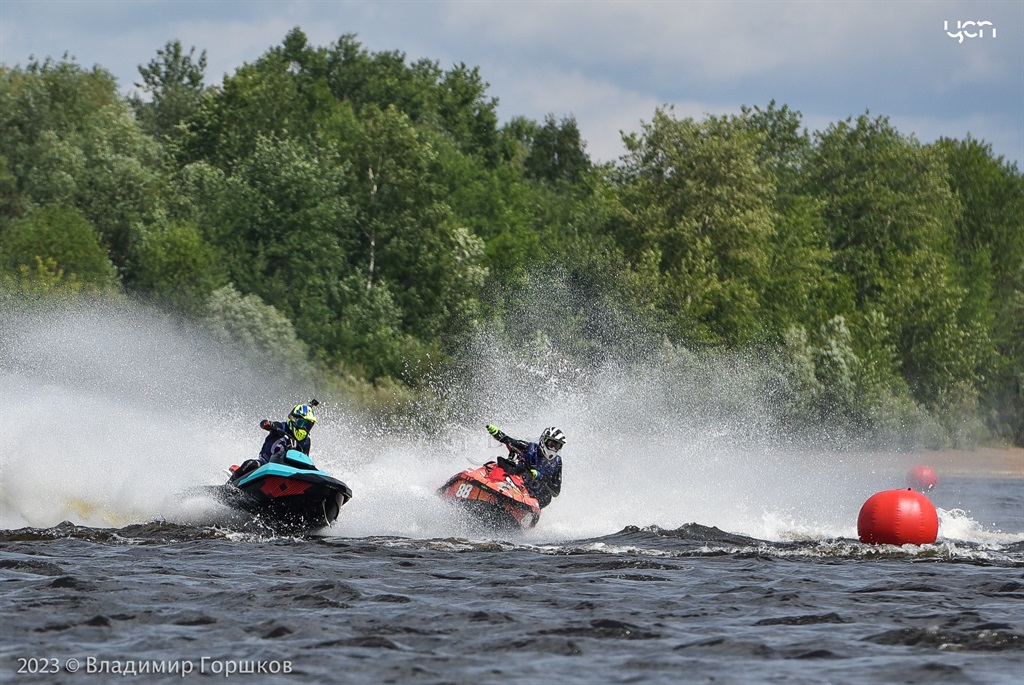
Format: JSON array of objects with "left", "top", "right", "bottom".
[{"left": 2, "top": 0, "right": 1021, "bottom": 165}]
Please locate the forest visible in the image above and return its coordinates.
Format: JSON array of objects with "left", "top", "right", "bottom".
[{"left": 1, "top": 28, "right": 1021, "bottom": 447}]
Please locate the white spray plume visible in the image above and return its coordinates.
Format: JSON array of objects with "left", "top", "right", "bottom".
[{"left": 0, "top": 294, "right": 998, "bottom": 544}]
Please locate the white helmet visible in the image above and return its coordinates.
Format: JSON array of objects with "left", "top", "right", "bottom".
[{"left": 538, "top": 426, "right": 566, "bottom": 460}]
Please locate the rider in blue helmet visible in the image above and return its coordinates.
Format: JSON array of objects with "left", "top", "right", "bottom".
[{"left": 485, "top": 424, "right": 566, "bottom": 508}]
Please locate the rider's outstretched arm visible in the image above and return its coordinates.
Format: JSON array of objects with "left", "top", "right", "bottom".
[{"left": 486, "top": 424, "right": 529, "bottom": 455}]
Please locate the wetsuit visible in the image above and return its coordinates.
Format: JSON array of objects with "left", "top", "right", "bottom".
[
  {"left": 258, "top": 420, "right": 311, "bottom": 464},
  {"left": 491, "top": 430, "right": 562, "bottom": 508},
  {"left": 230, "top": 420, "right": 311, "bottom": 482}
]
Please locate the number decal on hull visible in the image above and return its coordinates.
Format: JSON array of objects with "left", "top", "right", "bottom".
[{"left": 455, "top": 483, "right": 473, "bottom": 499}]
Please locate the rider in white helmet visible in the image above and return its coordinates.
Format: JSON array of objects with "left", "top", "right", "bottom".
[{"left": 485, "top": 424, "right": 566, "bottom": 508}]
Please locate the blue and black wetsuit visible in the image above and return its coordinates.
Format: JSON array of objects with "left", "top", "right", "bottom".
[
  {"left": 491, "top": 430, "right": 562, "bottom": 508},
  {"left": 258, "top": 420, "right": 311, "bottom": 464},
  {"left": 230, "top": 421, "right": 311, "bottom": 483}
]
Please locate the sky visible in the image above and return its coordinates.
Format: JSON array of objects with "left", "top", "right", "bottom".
[{"left": 1, "top": 0, "right": 1021, "bottom": 166}]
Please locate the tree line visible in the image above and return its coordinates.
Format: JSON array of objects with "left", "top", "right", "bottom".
[{"left": 1, "top": 28, "right": 1021, "bottom": 446}]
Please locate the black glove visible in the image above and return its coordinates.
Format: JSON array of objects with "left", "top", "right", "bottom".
[{"left": 260, "top": 419, "right": 272, "bottom": 431}]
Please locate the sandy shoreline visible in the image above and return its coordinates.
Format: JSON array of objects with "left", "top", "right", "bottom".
[{"left": 905, "top": 447, "right": 1024, "bottom": 479}]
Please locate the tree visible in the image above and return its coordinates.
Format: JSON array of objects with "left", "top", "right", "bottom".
[
  {"left": 181, "top": 28, "right": 337, "bottom": 169},
  {"left": 0, "top": 204, "right": 118, "bottom": 289},
  {"left": 737, "top": 100, "right": 809, "bottom": 192},
  {"left": 617, "top": 108, "right": 776, "bottom": 344},
  {"left": 204, "top": 284, "right": 310, "bottom": 383},
  {"left": 131, "top": 40, "right": 208, "bottom": 141},
  {"left": 0, "top": 58, "right": 165, "bottom": 268},
  {"left": 126, "top": 222, "right": 226, "bottom": 314},
  {"left": 0, "top": 154, "right": 24, "bottom": 220},
  {"left": 345, "top": 105, "right": 487, "bottom": 343},
  {"left": 523, "top": 114, "right": 591, "bottom": 184},
  {"left": 436, "top": 63, "right": 501, "bottom": 164},
  {"left": 803, "top": 114, "right": 971, "bottom": 407},
  {"left": 176, "top": 136, "right": 355, "bottom": 354},
  {"left": 935, "top": 136, "right": 1024, "bottom": 441}
]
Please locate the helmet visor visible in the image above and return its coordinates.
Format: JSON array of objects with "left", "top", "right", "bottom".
[
  {"left": 542, "top": 437, "right": 564, "bottom": 452},
  {"left": 292, "top": 418, "right": 314, "bottom": 431}
]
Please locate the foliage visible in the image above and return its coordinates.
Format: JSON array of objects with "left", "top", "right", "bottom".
[
  {"left": 0, "top": 35, "right": 1020, "bottom": 446},
  {"left": 0, "top": 204, "right": 118, "bottom": 288},
  {"left": 130, "top": 39, "right": 209, "bottom": 142},
  {"left": 125, "top": 222, "right": 226, "bottom": 314},
  {"left": 617, "top": 108, "right": 776, "bottom": 344},
  {"left": 203, "top": 284, "right": 311, "bottom": 384},
  {"left": 0, "top": 256, "right": 86, "bottom": 297},
  {"left": 802, "top": 114, "right": 974, "bottom": 408},
  {"left": 0, "top": 59, "right": 166, "bottom": 270},
  {"left": 935, "top": 136, "right": 1024, "bottom": 443}
]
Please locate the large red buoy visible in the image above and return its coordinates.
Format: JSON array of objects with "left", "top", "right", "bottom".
[
  {"left": 858, "top": 489, "right": 938, "bottom": 545},
  {"left": 906, "top": 465, "right": 937, "bottom": 492}
]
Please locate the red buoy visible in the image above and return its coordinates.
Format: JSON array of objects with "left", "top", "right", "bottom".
[
  {"left": 906, "top": 465, "right": 937, "bottom": 492},
  {"left": 858, "top": 489, "right": 938, "bottom": 545}
]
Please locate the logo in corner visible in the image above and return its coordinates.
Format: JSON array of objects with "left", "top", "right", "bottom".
[{"left": 945, "top": 20, "right": 997, "bottom": 44}]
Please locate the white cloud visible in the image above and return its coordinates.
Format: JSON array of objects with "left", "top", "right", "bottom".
[
  {"left": 1, "top": 0, "right": 1019, "bottom": 164},
  {"left": 484, "top": 64, "right": 663, "bottom": 163}
]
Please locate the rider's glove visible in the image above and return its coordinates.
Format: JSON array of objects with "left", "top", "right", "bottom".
[
  {"left": 487, "top": 424, "right": 500, "bottom": 436},
  {"left": 260, "top": 419, "right": 272, "bottom": 431}
]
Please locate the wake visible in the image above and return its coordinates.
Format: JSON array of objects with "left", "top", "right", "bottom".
[{"left": 0, "top": 297, "right": 1007, "bottom": 545}]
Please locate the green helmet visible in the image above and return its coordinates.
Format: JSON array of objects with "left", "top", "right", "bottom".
[{"left": 287, "top": 403, "right": 317, "bottom": 441}]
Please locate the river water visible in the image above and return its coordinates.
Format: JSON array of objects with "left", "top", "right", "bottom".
[
  {"left": 1, "top": 481, "right": 1021, "bottom": 685},
  {"left": 1, "top": 301, "right": 1022, "bottom": 684}
]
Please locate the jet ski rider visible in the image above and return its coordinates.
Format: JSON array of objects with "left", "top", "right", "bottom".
[
  {"left": 229, "top": 402, "right": 318, "bottom": 482},
  {"left": 486, "top": 424, "right": 566, "bottom": 508}
]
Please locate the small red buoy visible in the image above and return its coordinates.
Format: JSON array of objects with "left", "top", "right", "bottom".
[
  {"left": 907, "top": 465, "right": 937, "bottom": 492},
  {"left": 858, "top": 489, "right": 938, "bottom": 545}
]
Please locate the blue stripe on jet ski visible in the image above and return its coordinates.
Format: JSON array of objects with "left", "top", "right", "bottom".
[{"left": 237, "top": 463, "right": 331, "bottom": 488}]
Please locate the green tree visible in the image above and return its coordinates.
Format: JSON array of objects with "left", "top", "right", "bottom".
[
  {"left": 181, "top": 28, "right": 337, "bottom": 168},
  {"left": 935, "top": 136, "right": 1024, "bottom": 442},
  {"left": 0, "top": 204, "right": 118, "bottom": 289},
  {"left": 130, "top": 40, "right": 208, "bottom": 141},
  {"left": 177, "top": 136, "right": 355, "bottom": 354},
  {"left": 0, "top": 256, "right": 86, "bottom": 297},
  {"left": 346, "top": 105, "right": 487, "bottom": 343},
  {"left": 523, "top": 114, "right": 591, "bottom": 184},
  {"left": 126, "top": 222, "right": 226, "bottom": 314},
  {"left": 0, "top": 154, "right": 25, "bottom": 220},
  {"left": 803, "top": 114, "right": 972, "bottom": 408},
  {"left": 204, "top": 284, "right": 310, "bottom": 382},
  {"left": 735, "top": 103, "right": 839, "bottom": 334},
  {"left": 435, "top": 63, "right": 501, "bottom": 164},
  {"left": 0, "top": 58, "right": 165, "bottom": 268},
  {"left": 617, "top": 108, "right": 776, "bottom": 344},
  {"left": 736, "top": 101, "right": 809, "bottom": 192}
]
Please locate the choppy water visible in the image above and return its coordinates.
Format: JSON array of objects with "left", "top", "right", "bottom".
[
  {"left": 2, "top": 301, "right": 1023, "bottom": 683},
  {"left": 1, "top": 486, "right": 1022, "bottom": 685}
]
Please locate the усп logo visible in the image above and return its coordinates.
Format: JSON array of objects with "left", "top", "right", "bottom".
[{"left": 945, "top": 20, "right": 996, "bottom": 44}]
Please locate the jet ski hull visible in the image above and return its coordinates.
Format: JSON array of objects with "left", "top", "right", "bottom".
[
  {"left": 209, "top": 451, "right": 352, "bottom": 531},
  {"left": 439, "top": 462, "right": 541, "bottom": 531}
]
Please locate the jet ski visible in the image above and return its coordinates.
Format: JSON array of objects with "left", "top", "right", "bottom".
[
  {"left": 438, "top": 458, "right": 541, "bottom": 531},
  {"left": 206, "top": 449, "right": 352, "bottom": 531}
]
